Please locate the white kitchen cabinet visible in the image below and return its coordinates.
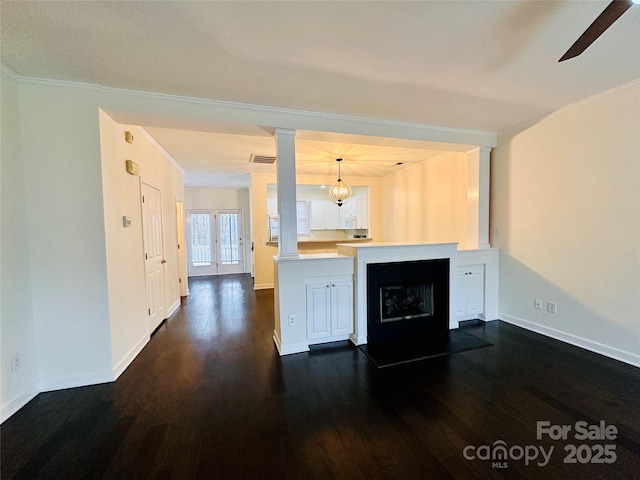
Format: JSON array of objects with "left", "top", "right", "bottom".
[
  {"left": 337, "top": 193, "right": 368, "bottom": 229},
  {"left": 310, "top": 200, "right": 340, "bottom": 230},
  {"left": 355, "top": 193, "right": 368, "bottom": 229},
  {"left": 456, "top": 265, "right": 485, "bottom": 319},
  {"left": 306, "top": 280, "right": 353, "bottom": 341}
]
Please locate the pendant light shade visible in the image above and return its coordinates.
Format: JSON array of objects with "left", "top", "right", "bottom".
[{"left": 329, "top": 158, "right": 352, "bottom": 207}]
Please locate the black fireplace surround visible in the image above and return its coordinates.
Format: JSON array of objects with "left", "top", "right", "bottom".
[{"left": 366, "top": 259, "right": 449, "bottom": 343}]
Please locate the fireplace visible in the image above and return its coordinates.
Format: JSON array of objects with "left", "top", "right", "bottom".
[{"left": 367, "top": 259, "right": 449, "bottom": 343}]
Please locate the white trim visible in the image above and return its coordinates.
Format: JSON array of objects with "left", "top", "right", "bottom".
[
  {"left": 112, "top": 334, "right": 150, "bottom": 380},
  {"left": 166, "top": 298, "right": 181, "bottom": 318},
  {"left": 552, "top": 77, "right": 640, "bottom": 115},
  {"left": 254, "top": 283, "right": 274, "bottom": 290},
  {"left": 500, "top": 314, "right": 640, "bottom": 368},
  {"left": 0, "top": 388, "right": 39, "bottom": 424},
  {"left": 273, "top": 330, "right": 283, "bottom": 354},
  {"left": 273, "top": 329, "right": 309, "bottom": 355},
  {"left": 138, "top": 128, "right": 185, "bottom": 174},
  {"left": 0, "top": 63, "right": 21, "bottom": 81},
  {"left": 38, "top": 371, "right": 116, "bottom": 393},
  {"left": 498, "top": 77, "right": 640, "bottom": 136},
  {"left": 0, "top": 63, "right": 496, "bottom": 147},
  {"left": 307, "top": 334, "right": 351, "bottom": 345}
]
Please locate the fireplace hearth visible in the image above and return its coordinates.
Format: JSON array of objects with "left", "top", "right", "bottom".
[{"left": 367, "top": 259, "right": 449, "bottom": 343}]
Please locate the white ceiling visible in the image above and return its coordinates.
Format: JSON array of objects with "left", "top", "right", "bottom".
[
  {"left": 2, "top": 1, "right": 639, "bottom": 187},
  {"left": 144, "top": 126, "right": 470, "bottom": 187}
]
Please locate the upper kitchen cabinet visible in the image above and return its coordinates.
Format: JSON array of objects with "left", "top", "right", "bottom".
[{"left": 310, "top": 200, "right": 340, "bottom": 230}]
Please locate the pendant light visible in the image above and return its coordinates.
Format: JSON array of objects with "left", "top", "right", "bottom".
[{"left": 329, "top": 158, "right": 352, "bottom": 207}]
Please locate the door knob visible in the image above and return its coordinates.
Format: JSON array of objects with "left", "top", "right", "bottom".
[{"left": 161, "top": 259, "right": 167, "bottom": 264}]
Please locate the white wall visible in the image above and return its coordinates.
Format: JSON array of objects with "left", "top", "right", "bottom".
[
  {"left": 1, "top": 72, "right": 187, "bottom": 422},
  {"left": 381, "top": 152, "right": 468, "bottom": 244},
  {"left": 1, "top": 68, "right": 39, "bottom": 421},
  {"left": 185, "top": 187, "right": 252, "bottom": 274},
  {"left": 492, "top": 80, "right": 640, "bottom": 366},
  {"left": 99, "top": 115, "right": 184, "bottom": 374},
  {"left": 19, "top": 80, "right": 114, "bottom": 391}
]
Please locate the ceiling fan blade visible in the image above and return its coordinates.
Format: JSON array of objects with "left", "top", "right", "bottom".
[{"left": 559, "top": 0, "right": 634, "bottom": 62}]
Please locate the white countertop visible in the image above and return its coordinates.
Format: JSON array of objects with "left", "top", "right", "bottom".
[{"left": 273, "top": 253, "right": 354, "bottom": 263}]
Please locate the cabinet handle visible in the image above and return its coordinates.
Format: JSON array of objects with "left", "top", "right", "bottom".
[
  {"left": 326, "top": 284, "right": 330, "bottom": 288},
  {"left": 331, "top": 283, "right": 336, "bottom": 287}
]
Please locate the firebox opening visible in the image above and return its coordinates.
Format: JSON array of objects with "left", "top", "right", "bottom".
[
  {"left": 366, "top": 258, "right": 449, "bottom": 343},
  {"left": 380, "top": 282, "right": 434, "bottom": 323}
]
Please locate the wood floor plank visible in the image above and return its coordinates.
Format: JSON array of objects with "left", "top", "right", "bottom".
[{"left": 1, "top": 274, "right": 639, "bottom": 479}]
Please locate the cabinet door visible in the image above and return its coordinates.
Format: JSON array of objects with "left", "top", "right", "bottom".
[
  {"left": 307, "top": 283, "right": 331, "bottom": 339},
  {"left": 466, "top": 267, "right": 485, "bottom": 315},
  {"left": 331, "top": 281, "right": 353, "bottom": 335},
  {"left": 309, "top": 201, "right": 326, "bottom": 230},
  {"left": 338, "top": 200, "right": 351, "bottom": 228},
  {"left": 360, "top": 193, "right": 369, "bottom": 228},
  {"left": 324, "top": 201, "right": 340, "bottom": 229},
  {"left": 456, "top": 265, "right": 485, "bottom": 317}
]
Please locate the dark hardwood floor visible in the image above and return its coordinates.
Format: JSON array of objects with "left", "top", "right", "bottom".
[{"left": 2, "top": 274, "right": 639, "bottom": 479}]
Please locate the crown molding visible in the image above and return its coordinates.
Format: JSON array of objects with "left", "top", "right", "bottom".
[
  {"left": 137, "top": 127, "right": 185, "bottom": 175},
  {"left": 1, "top": 63, "right": 497, "bottom": 148},
  {"left": 498, "top": 76, "right": 640, "bottom": 137},
  {"left": 0, "top": 63, "right": 21, "bottom": 81},
  {"left": 559, "top": 76, "right": 640, "bottom": 113}
]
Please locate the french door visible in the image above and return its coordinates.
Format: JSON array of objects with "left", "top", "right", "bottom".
[{"left": 187, "top": 209, "right": 244, "bottom": 276}]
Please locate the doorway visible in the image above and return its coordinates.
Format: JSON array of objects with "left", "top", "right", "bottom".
[{"left": 186, "top": 209, "right": 244, "bottom": 276}]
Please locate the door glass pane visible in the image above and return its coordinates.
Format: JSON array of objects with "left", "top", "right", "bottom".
[
  {"left": 219, "top": 213, "right": 239, "bottom": 265},
  {"left": 191, "top": 213, "right": 212, "bottom": 266}
]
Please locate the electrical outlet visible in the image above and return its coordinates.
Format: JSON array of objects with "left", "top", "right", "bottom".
[
  {"left": 11, "top": 354, "right": 22, "bottom": 372},
  {"left": 493, "top": 228, "right": 500, "bottom": 237},
  {"left": 535, "top": 299, "right": 543, "bottom": 309},
  {"left": 547, "top": 302, "right": 557, "bottom": 314},
  {"left": 288, "top": 315, "right": 296, "bottom": 326}
]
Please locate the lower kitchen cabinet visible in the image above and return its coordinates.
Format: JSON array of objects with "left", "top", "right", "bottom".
[{"left": 306, "top": 280, "right": 353, "bottom": 341}]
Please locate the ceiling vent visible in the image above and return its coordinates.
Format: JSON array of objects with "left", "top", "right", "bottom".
[{"left": 249, "top": 154, "right": 277, "bottom": 164}]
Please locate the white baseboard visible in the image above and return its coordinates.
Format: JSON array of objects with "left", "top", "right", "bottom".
[
  {"left": 254, "top": 283, "right": 274, "bottom": 290},
  {"left": 166, "top": 298, "right": 180, "bottom": 318},
  {"left": 3, "top": 334, "right": 152, "bottom": 423},
  {"left": 350, "top": 334, "right": 367, "bottom": 346},
  {"left": 112, "top": 334, "right": 150, "bottom": 380},
  {"left": 273, "top": 330, "right": 309, "bottom": 355},
  {"left": 0, "top": 388, "right": 39, "bottom": 424},
  {"left": 500, "top": 313, "right": 640, "bottom": 368},
  {"left": 38, "top": 370, "right": 115, "bottom": 393},
  {"left": 308, "top": 334, "right": 351, "bottom": 345}
]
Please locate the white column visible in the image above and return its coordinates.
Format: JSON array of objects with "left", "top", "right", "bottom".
[
  {"left": 466, "top": 147, "right": 491, "bottom": 249},
  {"left": 274, "top": 128, "right": 299, "bottom": 259}
]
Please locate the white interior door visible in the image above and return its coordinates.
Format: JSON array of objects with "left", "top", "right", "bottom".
[
  {"left": 142, "top": 183, "right": 166, "bottom": 332},
  {"left": 216, "top": 210, "right": 244, "bottom": 275},
  {"left": 187, "top": 210, "right": 216, "bottom": 277}
]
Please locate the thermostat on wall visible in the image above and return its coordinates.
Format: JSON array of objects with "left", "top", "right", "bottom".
[{"left": 123, "top": 216, "right": 132, "bottom": 227}]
